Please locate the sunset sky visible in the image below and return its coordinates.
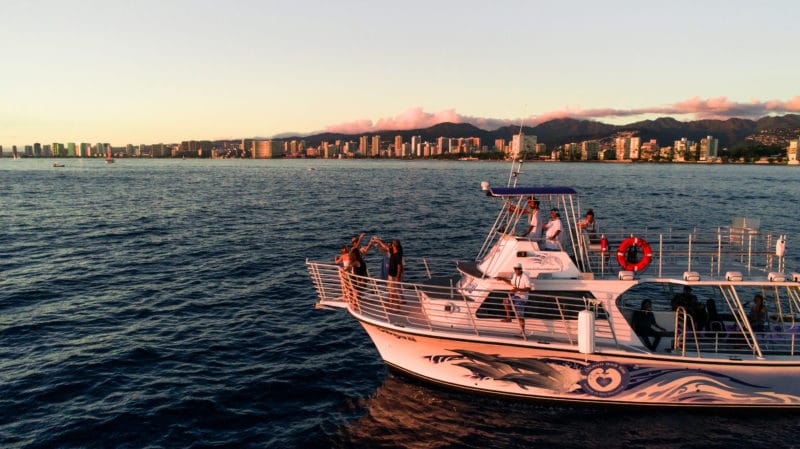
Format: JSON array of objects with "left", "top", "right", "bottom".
[{"left": 2, "top": 0, "right": 799, "bottom": 147}]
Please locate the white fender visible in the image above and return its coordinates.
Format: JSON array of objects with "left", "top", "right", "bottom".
[
  {"left": 776, "top": 235, "right": 786, "bottom": 257},
  {"left": 578, "top": 310, "right": 595, "bottom": 354}
]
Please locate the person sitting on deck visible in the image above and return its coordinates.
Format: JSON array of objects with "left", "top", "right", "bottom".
[
  {"left": 671, "top": 285, "right": 706, "bottom": 328},
  {"left": 748, "top": 294, "right": 767, "bottom": 332},
  {"left": 578, "top": 208, "right": 600, "bottom": 243},
  {"left": 632, "top": 299, "right": 667, "bottom": 351}
]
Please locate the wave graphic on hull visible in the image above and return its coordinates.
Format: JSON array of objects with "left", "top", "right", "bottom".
[{"left": 427, "top": 350, "right": 800, "bottom": 405}]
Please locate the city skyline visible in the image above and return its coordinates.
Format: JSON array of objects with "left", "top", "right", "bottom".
[{"left": 2, "top": 0, "right": 799, "bottom": 148}]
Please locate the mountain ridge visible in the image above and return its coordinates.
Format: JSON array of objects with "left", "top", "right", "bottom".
[{"left": 287, "top": 114, "right": 800, "bottom": 149}]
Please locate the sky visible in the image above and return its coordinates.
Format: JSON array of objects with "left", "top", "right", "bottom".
[{"left": 1, "top": 0, "right": 799, "bottom": 147}]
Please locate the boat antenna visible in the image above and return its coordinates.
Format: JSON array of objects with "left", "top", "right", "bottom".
[{"left": 506, "top": 114, "right": 525, "bottom": 187}]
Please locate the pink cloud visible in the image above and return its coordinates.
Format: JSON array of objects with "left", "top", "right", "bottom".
[{"left": 323, "top": 96, "right": 800, "bottom": 134}]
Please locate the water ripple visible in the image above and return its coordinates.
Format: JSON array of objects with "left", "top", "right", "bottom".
[{"left": 1, "top": 159, "right": 799, "bottom": 448}]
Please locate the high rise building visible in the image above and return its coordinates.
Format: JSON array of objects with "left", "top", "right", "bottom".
[
  {"left": 371, "top": 135, "right": 381, "bottom": 157},
  {"left": 395, "top": 135, "right": 403, "bottom": 157},
  {"left": 788, "top": 138, "right": 799, "bottom": 165},
  {"left": 252, "top": 140, "right": 283, "bottom": 158},
  {"left": 522, "top": 135, "right": 537, "bottom": 157},
  {"left": 510, "top": 134, "right": 521, "bottom": 159},
  {"left": 580, "top": 140, "right": 600, "bottom": 160},
  {"left": 410, "top": 135, "right": 422, "bottom": 157},
  {"left": 700, "top": 135, "right": 719, "bottom": 161}
]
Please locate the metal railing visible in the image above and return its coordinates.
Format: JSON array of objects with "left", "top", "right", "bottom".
[
  {"left": 579, "top": 228, "right": 787, "bottom": 279},
  {"left": 618, "top": 302, "right": 800, "bottom": 358},
  {"left": 307, "top": 260, "right": 614, "bottom": 345}
]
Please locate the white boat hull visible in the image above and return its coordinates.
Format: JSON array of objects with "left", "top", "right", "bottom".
[{"left": 359, "top": 319, "right": 800, "bottom": 407}]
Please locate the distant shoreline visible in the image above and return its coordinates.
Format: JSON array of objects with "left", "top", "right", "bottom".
[{"left": 2, "top": 156, "right": 796, "bottom": 165}]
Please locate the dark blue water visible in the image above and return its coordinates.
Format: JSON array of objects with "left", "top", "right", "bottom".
[{"left": 2, "top": 159, "right": 800, "bottom": 448}]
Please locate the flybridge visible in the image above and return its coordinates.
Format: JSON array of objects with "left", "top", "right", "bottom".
[{"left": 484, "top": 186, "right": 578, "bottom": 197}]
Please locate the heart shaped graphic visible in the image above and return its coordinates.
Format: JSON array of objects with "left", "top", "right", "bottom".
[{"left": 596, "top": 376, "right": 612, "bottom": 387}]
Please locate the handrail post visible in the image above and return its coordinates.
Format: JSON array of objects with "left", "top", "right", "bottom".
[
  {"left": 461, "top": 291, "right": 480, "bottom": 337},
  {"left": 413, "top": 284, "right": 434, "bottom": 331},
  {"left": 717, "top": 230, "right": 722, "bottom": 277},
  {"left": 553, "top": 296, "right": 574, "bottom": 345}
]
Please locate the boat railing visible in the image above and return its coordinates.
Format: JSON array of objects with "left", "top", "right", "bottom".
[
  {"left": 307, "top": 259, "right": 616, "bottom": 345},
  {"left": 673, "top": 307, "right": 701, "bottom": 357},
  {"left": 311, "top": 259, "right": 800, "bottom": 358},
  {"left": 581, "top": 228, "right": 787, "bottom": 279},
  {"left": 620, "top": 302, "right": 800, "bottom": 358},
  {"left": 675, "top": 325, "right": 800, "bottom": 358}
]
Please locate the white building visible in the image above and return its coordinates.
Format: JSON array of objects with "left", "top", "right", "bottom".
[{"left": 788, "top": 138, "right": 799, "bottom": 165}]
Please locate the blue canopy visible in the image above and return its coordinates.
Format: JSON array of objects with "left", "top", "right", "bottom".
[{"left": 487, "top": 186, "right": 577, "bottom": 197}]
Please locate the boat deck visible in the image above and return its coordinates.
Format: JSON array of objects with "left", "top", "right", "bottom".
[{"left": 308, "top": 257, "right": 800, "bottom": 360}]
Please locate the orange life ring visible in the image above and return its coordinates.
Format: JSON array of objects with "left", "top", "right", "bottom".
[{"left": 616, "top": 237, "right": 653, "bottom": 272}]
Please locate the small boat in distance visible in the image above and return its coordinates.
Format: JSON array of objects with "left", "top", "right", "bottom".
[
  {"left": 307, "top": 155, "right": 800, "bottom": 408},
  {"left": 52, "top": 162, "right": 65, "bottom": 167},
  {"left": 105, "top": 145, "right": 115, "bottom": 164}
]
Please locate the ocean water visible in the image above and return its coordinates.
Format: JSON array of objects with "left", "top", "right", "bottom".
[{"left": 1, "top": 158, "right": 800, "bottom": 448}]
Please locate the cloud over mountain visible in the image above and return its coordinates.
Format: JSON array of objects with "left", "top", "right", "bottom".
[{"left": 324, "top": 96, "right": 800, "bottom": 134}]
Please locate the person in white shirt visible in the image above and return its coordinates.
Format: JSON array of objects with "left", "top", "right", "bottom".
[
  {"left": 495, "top": 263, "right": 532, "bottom": 337},
  {"left": 520, "top": 197, "right": 542, "bottom": 238},
  {"left": 543, "top": 208, "right": 563, "bottom": 250}
]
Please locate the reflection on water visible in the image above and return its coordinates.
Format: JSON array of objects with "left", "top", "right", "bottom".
[
  {"left": 336, "top": 372, "right": 800, "bottom": 448},
  {"left": 4, "top": 160, "right": 800, "bottom": 448}
]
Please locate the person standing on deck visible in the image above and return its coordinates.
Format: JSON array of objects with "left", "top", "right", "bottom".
[
  {"left": 495, "top": 263, "right": 532, "bottom": 338},
  {"left": 543, "top": 208, "right": 563, "bottom": 250},
  {"left": 348, "top": 234, "right": 369, "bottom": 300},
  {"left": 386, "top": 240, "right": 404, "bottom": 309},
  {"left": 520, "top": 197, "right": 543, "bottom": 238}
]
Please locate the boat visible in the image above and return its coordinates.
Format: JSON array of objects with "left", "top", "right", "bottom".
[
  {"left": 306, "top": 159, "right": 800, "bottom": 408},
  {"left": 52, "top": 162, "right": 65, "bottom": 167},
  {"left": 105, "top": 146, "right": 115, "bottom": 164}
]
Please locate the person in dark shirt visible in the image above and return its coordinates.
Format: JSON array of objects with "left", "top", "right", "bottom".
[
  {"left": 348, "top": 234, "right": 368, "bottom": 300},
  {"left": 387, "top": 240, "right": 404, "bottom": 308},
  {"left": 671, "top": 285, "right": 706, "bottom": 329},
  {"left": 748, "top": 293, "right": 767, "bottom": 332},
  {"left": 633, "top": 299, "right": 667, "bottom": 351}
]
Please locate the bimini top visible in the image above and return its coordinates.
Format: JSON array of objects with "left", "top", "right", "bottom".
[{"left": 486, "top": 186, "right": 577, "bottom": 197}]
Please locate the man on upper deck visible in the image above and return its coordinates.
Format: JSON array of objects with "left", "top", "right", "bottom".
[
  {"left": 520, "top": 197, "right": 543, "bottom": 238},
  {"left": 543, "top": 208, "right": 563, "bottom": 250}
]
